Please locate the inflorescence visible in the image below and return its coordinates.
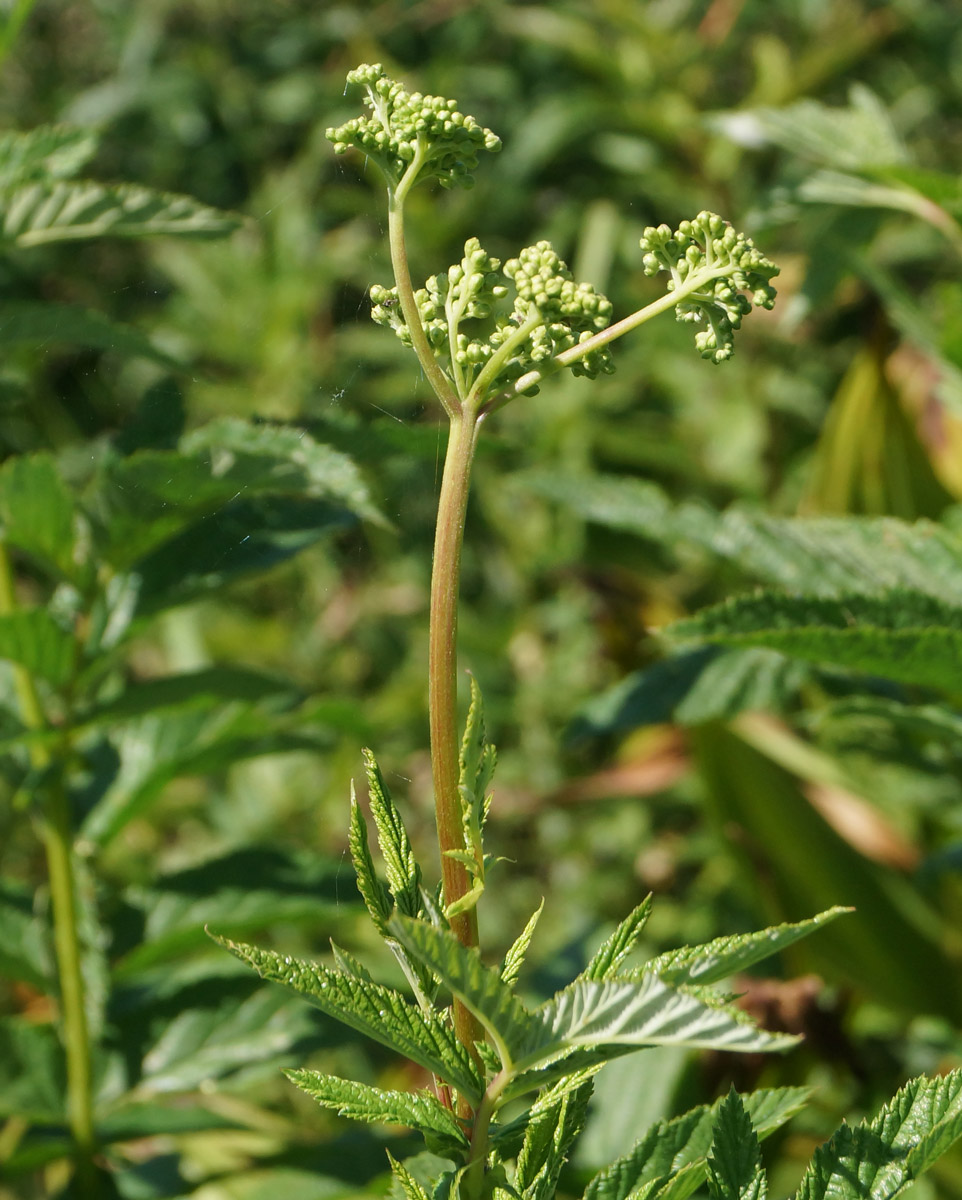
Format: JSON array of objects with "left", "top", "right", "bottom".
[
  {"left": 371, "top": 238, "right": 614, "bottom": 399},
  {"left": 639, "top": 212, "right": 778, "bottom": 363},
  {"left": 326, "top": 63, "right": 501, "bottom": 190}
]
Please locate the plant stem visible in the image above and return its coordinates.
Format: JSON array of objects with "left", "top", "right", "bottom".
[
  {"left": 0, "top": 542, "right": 97, "bottom": 1195},
  {"left": 463, "top": 1068, "right": 508, "bottom": 1200},
  {"left": 429, "top": 410, "right": 485, "bottom": 1063}
]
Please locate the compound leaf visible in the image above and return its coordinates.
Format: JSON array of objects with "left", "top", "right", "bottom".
[
  {"left": 585, "top": 1086, "right": 810, "bottom": 1200},
  {"left": 285, "top": 1071, "right": 468, "bottom": 1152},
  {"left": 796, "top": 1070, "right": 962, "bottom": 1200},
  {"left": 214, "top": 935, "right": 483, "bottom": 1106}
]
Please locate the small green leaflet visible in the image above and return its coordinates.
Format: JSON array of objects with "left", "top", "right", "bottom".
[
  {"left": 645, "top": 907, "right": 849, "bottom": 986},
  {"left": 580, "top": 896, "right": 653, "bottom": 982},
  {"left": 361, "top": 748, "right": 422, "bottom": 920},
  {"left": 516, "top": 1080, "right": 593, "bottom": 1200},
  {"left": 502, "top": 899, "right": 544, "bottom": 987},
  {"left": 796, "top": 1069, "right": 962, "bottom": 1200},
  {"left": 707, "top": 1089, "right": 767, "bottom": 1200},
  {"left": 285, "top": 1070, "right": 468, "bottom": 1152},
  {"left": 447, "top": 676, "right": 497, "bottom": 918}
]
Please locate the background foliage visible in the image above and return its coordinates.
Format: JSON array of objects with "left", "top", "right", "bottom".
[{"left": 2, "top": 1, "right": 962, "bottom": 1197}]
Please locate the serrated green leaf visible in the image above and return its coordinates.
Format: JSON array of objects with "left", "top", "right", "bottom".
[
  {"left": 458, "top": 675, "right": 496, "bottom": 861},
  {"left": 526, "top": 975, "right": 798, "bottom": 1073},
  {"left": 584, "top": 1087, "right": 810, "bottom": 1200},
  {"left": 0, "top": 125, "right": 98, "bottom": 186},
  {"left": 444, "top": 878, "right": 485, "bottom": 919},
  {"left": 0, "top": 302, "right": 179, "bottom": 365},
  {"left": 0, "top": 453, "right": 79, "bottom": 583},
  {"left": 670, "top": 589, "right": 962, "bottom": 693},
  {"left": 796, "top": 1070, "right": 962, "bottom": 1200},
  {"left": 363, "top": 749, "right": 421, "bottom": 919},
  {"left": 213, "top": 935, "right": 483, "bottom": 1106},
  {"left": 0, "top": 179, "right": 241, "bottom": 247},
  {"left": 502, "top": 899, "right": 544, "bottom": 987},
  {"left": 389, "top": 915, "right": 535, "bottom": 1069},
  {"left": 0, "top": 609, "right": 75, "bottom": 686},
  {"left": 285, "top": 1070, "right": 468, "bottom": 1150},
  {"left": 387, "top": 1152, "right": 432, "bottom": 1200},
  {"left": 581, "top": 896, "right": 653, "bottom": 982},
  {"left": 707, "top": 1089, "right": 767, "bottom": 1200},
  {"left": 517, "top": 1080, "right": 593, "bottom": 1200},
  {"left": 348, "top": 783, "right": 392, "bottom": 934},
  {"left": 646, "top": 908, "right": 850, "bottom": 987}
]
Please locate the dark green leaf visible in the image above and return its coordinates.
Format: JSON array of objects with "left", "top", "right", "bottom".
[
  {"left": 0, "top": 302, "right": 179, "bottom": 365},
  {"left": 214, "top": 936, "right": 484, "bottom": 1106},
  {"left": 286, "top": 1070, "right": 469, "bottom": 1151},
  {"left": 0, "top": 453, "right": 80, "bottom": 583},
  {"left": 707, "top": 1089, "right": 767, "bottom": 1200},
  {"left": 0, "top": 609, "right": 75, "bottom": 685}
]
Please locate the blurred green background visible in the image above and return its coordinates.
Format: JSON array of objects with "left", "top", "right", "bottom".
[{"left": 3, "top": 1, "right": 962, "bottom": 1197}]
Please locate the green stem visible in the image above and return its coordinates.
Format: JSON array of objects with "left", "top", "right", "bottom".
[
  {"left": 429, "top": 410, "right": 485, "bottom": 1067},
  {"left": 0, "top": 543, "right": 97, "bottom": 1194},
  {"left": 388, "top": 159, "right": 461, "bottom": 417},
  {"left": 463, "top": 1069, "right": 508, "bottom": 1200},
  {"left": 481, "top": 263, "right": 737, "bottom": 415}
]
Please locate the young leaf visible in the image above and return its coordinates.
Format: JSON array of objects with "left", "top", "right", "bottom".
[
  {"left": 0, "top": 180, "right": 241, "bottom": 248},
  {"left": 502, "top": 899, "right": 545, "bottom": 987},
  {"left": 329, "top": 940, "right": 374, "bottom": 982},
  {"left": 362, "top": 749, "right": 422, "bottom": 920},
  {"left": 459, "top": 674, "right": 497, "bottom": 849},
  {"left": 213, "top": 935, "right": 483, "bottom": 1106},
  {"left": 516, "top": 1080, "right": 594, "bottom": 1200},
  {"left": 584, "top": 1087, "right": 810, "bottom": 1200},
  {"left": 386, "top": 1152, "right": 433, "bottom": 1200},
  {"left": 348, "top": 782, "right": 392, "bottom": 934},
  {"left": 796, "top": 1069, "right": 962, "bottom": 1200},
  {"left": 707, "top": 1089, "right": 767, "bottom": 1200},
  {"left": 580, "top": 896, "right": 653, "bottom": 982},
  {"left": 285, "top": 1070, "right": 469, "bottom": 1152},
  {"left": 646, "top": 907, "right": 850, "bottom": 987},
  {"left": 388, "top": 914, "right": 536, "bottom": 1069}
]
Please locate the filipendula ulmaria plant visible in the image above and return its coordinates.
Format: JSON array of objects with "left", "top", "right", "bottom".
[{"left": 216, "top": 64, "right": 962, "bottom": 1200}]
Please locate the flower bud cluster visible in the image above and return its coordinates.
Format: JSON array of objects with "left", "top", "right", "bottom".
[
  {"left": 326, "top": 63, "right": 501, "bottom": 190},
  {"left": 370, "top": 239, "right": 614, "bottom": 396},
  {"left": 639, "top": 211, "right": 778, "bottom": 363}
]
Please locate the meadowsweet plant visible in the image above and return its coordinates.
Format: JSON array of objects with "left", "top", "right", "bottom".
[{"left": 219, "top": 64, "right": 962, "bottom": 1200}]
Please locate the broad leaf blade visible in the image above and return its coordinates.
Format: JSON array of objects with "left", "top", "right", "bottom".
[
  {"left": 525, "top": 975, "right": 798, "bottom": 1073},
  {"left": 796, "top": 1070, "right": 962, "bottom": 1200},
  {"left": 585, "top": 1087, "right": 810, "bottom": 1200},
  {"left": 647, "top": 908, "right": 850, "bottom": 987},
  {"left": 214, "top": 935, "right": 483, "bottom": 1105},
  {"left": 285, "top": 1071, "right": 468, "bottom": 1151}
]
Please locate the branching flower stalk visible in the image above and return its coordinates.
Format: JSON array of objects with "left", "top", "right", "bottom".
[
  {"left": 213, "top": 62, "right": 962, "bottom": 1200},
  {"left": 326, "top": 64, "right": 778, "bottom": 1084}
]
